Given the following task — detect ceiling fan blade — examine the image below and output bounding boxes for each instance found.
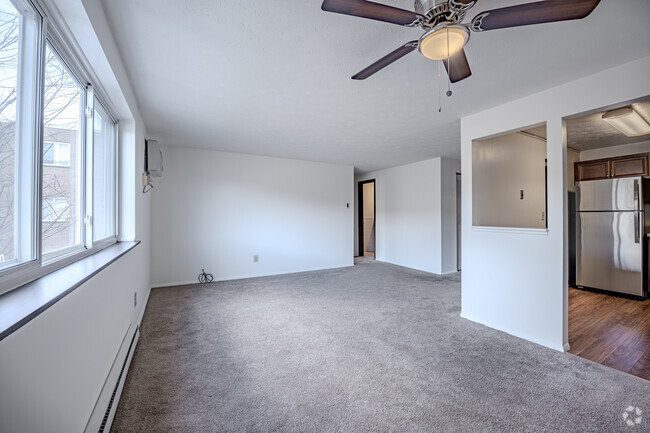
[352,41,418,80]
[321,0,423,26]
[470,0,600,32]
[442,49,472,83]
[449,0,478,12]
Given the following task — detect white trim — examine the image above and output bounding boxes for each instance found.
[459,313,566,352]
[471,226,549,235]
[151,280,198,289]
[151,264,358,289]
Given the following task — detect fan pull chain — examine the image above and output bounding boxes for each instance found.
[437,60,441,112]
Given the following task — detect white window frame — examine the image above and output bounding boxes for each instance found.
[41,40,86,262]
[91,98,118,246]
[0,0,45,278]
[0,0,120,295]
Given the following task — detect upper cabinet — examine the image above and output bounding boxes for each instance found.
[575,153,648,181]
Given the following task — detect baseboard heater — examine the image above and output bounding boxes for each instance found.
[84,324,140,433]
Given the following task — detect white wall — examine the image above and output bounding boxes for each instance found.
[150,147,354,287]
[579,140,650,161]
[0,0,151,431]
[461,56,650,352]
[472,132,547,229]
[0,251,146,433]
[355,157,460,275]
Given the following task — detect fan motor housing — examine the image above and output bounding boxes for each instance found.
[414,0,466,27]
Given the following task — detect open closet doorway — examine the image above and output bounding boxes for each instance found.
[456,173,461,271]
[358,180,376,259]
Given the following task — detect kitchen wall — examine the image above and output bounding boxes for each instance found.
[150,147,354,287]
[355,157,460,275]
[472,132,547,229]
[461,55,650,352]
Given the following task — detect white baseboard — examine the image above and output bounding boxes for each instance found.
[151,264,356,289]
[151,280,197,288]
[459,313,566,352]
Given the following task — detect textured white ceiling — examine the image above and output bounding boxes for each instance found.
[566,100,650,151]
[524,100,650,151]
[99,0,650,172]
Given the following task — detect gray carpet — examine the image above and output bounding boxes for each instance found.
[111,260,650,432]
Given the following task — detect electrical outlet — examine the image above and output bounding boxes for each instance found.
[253,255,259,263]
[520,190,524,199]
[134,292,137,308]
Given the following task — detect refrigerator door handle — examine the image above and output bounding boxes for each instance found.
[634,179,640,210]
[634,212,640,243]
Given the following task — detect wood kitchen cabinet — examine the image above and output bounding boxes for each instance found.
[575,153,648,181]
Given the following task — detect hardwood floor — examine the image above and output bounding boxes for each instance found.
[569,287,650,381]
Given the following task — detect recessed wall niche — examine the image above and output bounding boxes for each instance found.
[472,125,548,229]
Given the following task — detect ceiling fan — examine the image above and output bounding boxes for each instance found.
[321,0,601,82]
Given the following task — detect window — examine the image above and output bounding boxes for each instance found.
[92,101,117,242]
[42,44,83,257]
[0,0,41,272]
[43,142,70,166]
[0,1,119,294]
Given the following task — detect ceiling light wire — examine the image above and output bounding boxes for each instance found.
[446,28,452,97]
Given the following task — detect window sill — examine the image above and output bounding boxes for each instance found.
[471,226,549,235]
[0,241,140,342]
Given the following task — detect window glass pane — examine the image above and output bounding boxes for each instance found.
[0,1,20,266]
[93,102,115,241]
[42,44,83,256]
[43,142,70,166]
[0,0,39,270]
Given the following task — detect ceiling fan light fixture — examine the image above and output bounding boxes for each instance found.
[418,24,469,61]
[602,107,650,137]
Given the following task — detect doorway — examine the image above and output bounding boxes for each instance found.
[456,173,461,271]
[358,180,375,259]
[564,98,650,382]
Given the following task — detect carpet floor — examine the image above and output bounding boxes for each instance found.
[111,260,649,432]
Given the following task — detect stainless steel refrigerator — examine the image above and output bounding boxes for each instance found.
[576,177,648,298]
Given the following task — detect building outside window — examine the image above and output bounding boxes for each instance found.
[42,141,70,166]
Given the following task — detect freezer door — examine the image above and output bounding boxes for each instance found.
[576,177,642,211]
[576,211,644,296]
